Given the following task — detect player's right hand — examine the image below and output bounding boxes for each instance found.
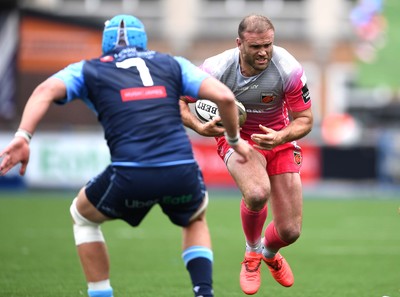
[231,138,253,164]
[0,137,30,176]
[198,116,225,137]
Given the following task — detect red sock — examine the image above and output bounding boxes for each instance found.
[240,199,267,246]
[264,221,289,252]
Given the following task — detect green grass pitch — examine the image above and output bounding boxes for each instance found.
[0,190,399,297]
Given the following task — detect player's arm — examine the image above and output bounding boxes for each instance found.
[179,97,225,137]
[282,108,314,142]
[251,108,313,150]
[19,77,67,136]
[278,107,313,143]
[197,76,253,163]
[0,77,67,176]
[177,56,253,163]
[196,77,239,137]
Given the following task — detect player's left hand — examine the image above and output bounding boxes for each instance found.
[0,137,30,176]
[251,124,283,150]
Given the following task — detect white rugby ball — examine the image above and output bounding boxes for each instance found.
[194,99,247,127]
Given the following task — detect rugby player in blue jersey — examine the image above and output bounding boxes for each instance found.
[0,15,253,297]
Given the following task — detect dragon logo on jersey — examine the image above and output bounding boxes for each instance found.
[260,92,275,103]
[294,151,302,165]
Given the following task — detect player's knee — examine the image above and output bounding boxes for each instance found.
[279,226,301,244]
[243,187,269,211]
[188,192,209,223]
[70,198,105,246]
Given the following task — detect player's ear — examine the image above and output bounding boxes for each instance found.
[236,37,242,47]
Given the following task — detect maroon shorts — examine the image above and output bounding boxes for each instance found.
[216,136,303,176]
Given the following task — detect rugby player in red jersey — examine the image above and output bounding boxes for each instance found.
[181,14,313,295]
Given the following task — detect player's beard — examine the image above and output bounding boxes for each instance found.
[244,55,269,75]
[253,56,269,71]
[240,47,271,75]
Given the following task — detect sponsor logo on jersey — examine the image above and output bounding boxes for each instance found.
[238,85,259,92]
[302,84,310,103]
[260,92,275,103]
[120,86,167,101]
[125,194,192,208]
[100,55,114,62]
[294,150,302,165]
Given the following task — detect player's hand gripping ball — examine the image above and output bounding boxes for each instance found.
[194,99,247,127]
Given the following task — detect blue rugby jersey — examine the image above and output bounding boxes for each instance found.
[52,47,209,167]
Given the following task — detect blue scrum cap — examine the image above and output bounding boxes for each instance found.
[102,14,148,54]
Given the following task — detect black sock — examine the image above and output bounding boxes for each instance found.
[186,257,213,297]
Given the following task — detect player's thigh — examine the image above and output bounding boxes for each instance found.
[227,149,270,199]
[75,186,111,223]
[158,163,207,227]
[269,173,302,228]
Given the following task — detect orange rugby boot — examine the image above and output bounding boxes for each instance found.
[262,252,294,287]
[239,252,262,295]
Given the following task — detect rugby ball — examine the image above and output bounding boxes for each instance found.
[194,99,247,127]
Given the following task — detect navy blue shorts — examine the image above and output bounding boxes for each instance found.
[85,163,207,227]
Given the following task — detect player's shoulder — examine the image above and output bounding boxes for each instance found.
[53,60,85,80]
[173,55,205,76]
[150,51,185,69]
[173,55,193,66]
[201,48,238,78]
[272,45,299,62]
[272,45,303,76]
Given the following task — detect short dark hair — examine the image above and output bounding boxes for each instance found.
[238,15,275,39]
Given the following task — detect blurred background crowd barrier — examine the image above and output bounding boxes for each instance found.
[0,0,399,190]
